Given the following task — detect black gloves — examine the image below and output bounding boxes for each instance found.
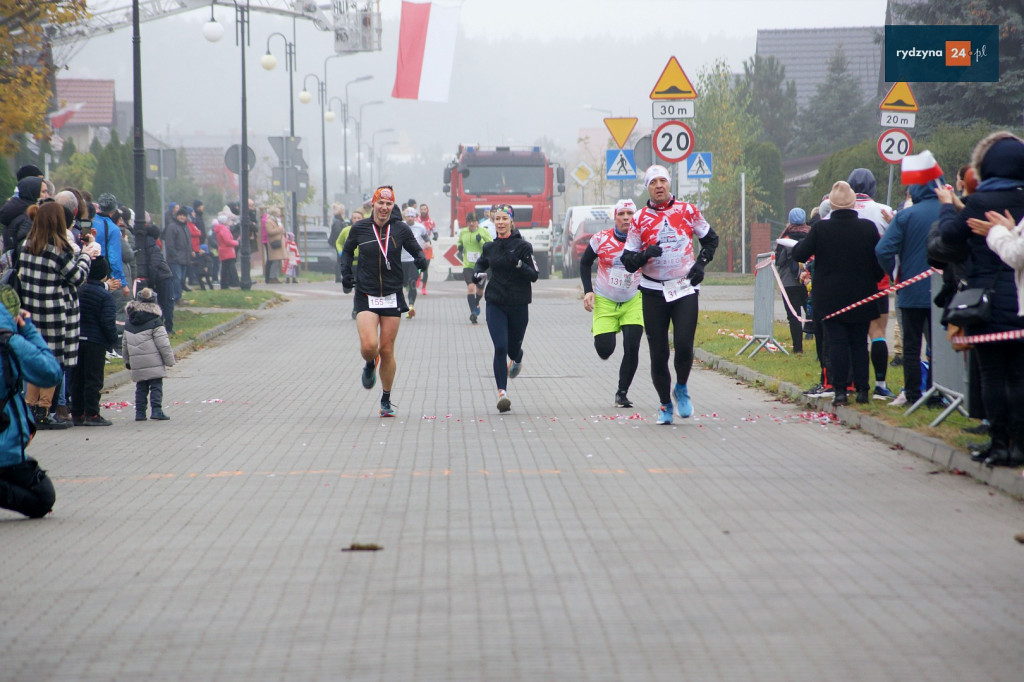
[472,271,487,285]
[342,275,355,293]
[505,250,520,267]
[642,244,663,263]
[432,232,438,241]
[688,261,705,286]
[475,234,482,243]
[457,246,464,260]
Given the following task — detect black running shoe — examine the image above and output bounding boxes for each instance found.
[614,391,633,408]
[361,357,378,390]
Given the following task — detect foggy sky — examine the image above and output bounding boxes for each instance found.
[62,0,889,212]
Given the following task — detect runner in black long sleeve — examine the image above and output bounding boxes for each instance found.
[472,204,538,413]
[340,186,427,417]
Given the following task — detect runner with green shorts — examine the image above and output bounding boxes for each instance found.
[456,212,492,323]
[580,199,644,408]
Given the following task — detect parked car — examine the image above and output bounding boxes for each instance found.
[559,205,614,278]
[296,224,337,273]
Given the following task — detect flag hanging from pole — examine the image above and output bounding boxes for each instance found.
[391,1,460,102]
[48,102,85,130]
[900,150,944,185]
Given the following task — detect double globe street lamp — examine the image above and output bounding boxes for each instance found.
[260,28,299,239]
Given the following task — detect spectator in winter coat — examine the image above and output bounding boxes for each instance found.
[213,214,240,289]
[969,210,1024,316]
[775,207,811,354]
[134,221,176,335]
[71,256,117,426]
[122,288,175,421]
[0,302,63,518]
[18,202,92,429]
[792,181,883,407]
[876,178,944,406]
[0,177,48,251]
[937,131,1024,468]
[163,205,193,302]
[263,207,286,284]
[92,193,130,299]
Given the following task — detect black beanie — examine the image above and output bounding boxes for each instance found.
[88,256,110,281]
[16,164,43,181]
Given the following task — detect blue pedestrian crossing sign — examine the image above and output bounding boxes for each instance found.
[686,152,712,179]
[606,148,637,180]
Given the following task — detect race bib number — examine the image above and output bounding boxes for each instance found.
[662,277,695,302]
[467,251,479,264]
[607,266,633,289]
[368,293,397,309]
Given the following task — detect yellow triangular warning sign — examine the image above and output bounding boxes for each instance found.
[604,117,638,148]
[650,56,698,100]
[880,82,919,112]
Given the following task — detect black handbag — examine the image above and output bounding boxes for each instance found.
[941,288,991,325]
[941,275,996,326]
[269,239,283,249]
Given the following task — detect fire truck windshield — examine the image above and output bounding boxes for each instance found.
[462,166,546,196]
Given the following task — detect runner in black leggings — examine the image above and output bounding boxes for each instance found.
[621,165,719,425]
[472,204,538,413]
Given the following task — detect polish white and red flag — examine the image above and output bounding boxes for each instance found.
[901,150,943,185]
[391,1,460,102]
[48,102,85,130]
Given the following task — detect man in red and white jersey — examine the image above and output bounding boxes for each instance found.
[579,198,643,408]
[621,165,719,425]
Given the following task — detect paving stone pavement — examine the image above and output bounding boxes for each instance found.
[1,278,1023,682]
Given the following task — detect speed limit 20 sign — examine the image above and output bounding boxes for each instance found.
[653,120,694,164]
[877,128,913,164]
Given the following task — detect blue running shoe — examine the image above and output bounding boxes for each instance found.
[508,358,522,379]
[379,399,395,417]
[674,383,693,418]
[873,385,895,400]
[657,403,674,425]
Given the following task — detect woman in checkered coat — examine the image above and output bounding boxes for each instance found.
[18,201,92,427]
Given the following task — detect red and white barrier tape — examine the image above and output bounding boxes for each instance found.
[753,255,810,324]
[949,328,1024,345]
[822,267,938,320]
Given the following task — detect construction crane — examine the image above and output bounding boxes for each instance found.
[44,0,381,66]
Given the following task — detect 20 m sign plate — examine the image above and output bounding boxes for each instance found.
[653,120,694,164]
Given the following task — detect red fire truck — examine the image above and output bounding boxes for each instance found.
[443,145,565,278]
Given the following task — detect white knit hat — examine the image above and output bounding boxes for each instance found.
[644,165,671,189]
[613,198,637,214]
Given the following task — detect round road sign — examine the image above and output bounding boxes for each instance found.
[653,120,694,164]
[877,128,913,165]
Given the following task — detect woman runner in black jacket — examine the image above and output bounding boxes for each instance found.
[472,204,539,413]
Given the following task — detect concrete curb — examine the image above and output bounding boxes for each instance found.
[695,347,1024,499]
[104,302,269,392]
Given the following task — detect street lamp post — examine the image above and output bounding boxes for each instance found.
[369,128,395,189]
[203,0,253,290]
[299,73,329,226]
[261,25,298,240]
[356,100,383,194]
[343,75,373,195]
[131,0,145,242]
